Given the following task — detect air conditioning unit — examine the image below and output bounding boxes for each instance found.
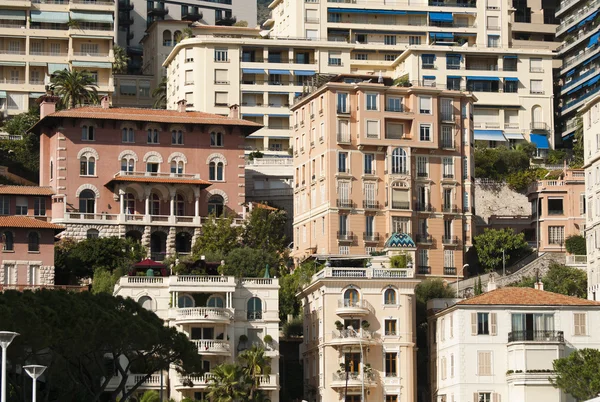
[185,58,194,62]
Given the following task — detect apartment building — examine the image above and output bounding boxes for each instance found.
[429,286,600,402]
[510,0,560,52]
[298,262,419,402]
[113,271,280,401]
[0,185,63,288]
[555,0,600,140]
[581,95,600,300]
[31,94,261,260]
[526,168,585,253]
[290,75,476,279]
[0,0,116,116]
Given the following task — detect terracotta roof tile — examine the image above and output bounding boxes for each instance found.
[0,186,54,196]
[457,287,600,307]
[107,176,212,186]
[0,216,64,230]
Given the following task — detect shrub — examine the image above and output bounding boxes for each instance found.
[565,235,586,255]
[390,254,412,268]
[264,334,273,344]
[506,168,548,193]
[239,334,248,343]
[282,317,303,338]
[546,149,567,165]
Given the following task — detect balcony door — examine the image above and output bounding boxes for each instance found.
[344,353,361,373]
[511,313,554,340]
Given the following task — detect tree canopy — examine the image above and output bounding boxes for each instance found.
[565,234,586,255]
[509,262,587,298]
[551,348,600,400]
[0,118,40,183]
[474,228,531,272]
[112,45,130,74]
[0,290,203,402]
[50,69,99,109]
[278,261,320,321]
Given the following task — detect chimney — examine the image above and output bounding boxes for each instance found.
[487,275,497,292]
[228,104,239,119]
[39,94,59,119]
[535,281,544,291]
[101,95,110,109]
[177,99,187,113]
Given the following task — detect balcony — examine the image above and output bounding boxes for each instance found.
[337,231,355,242]
[442,236,461,246]
[442,173,455,180]
[417,172,428,179]
[118,0,134,9]
[192,339,230,355]
[330,372,376,389]
[330,329,378,347]
[416,234,433,244]
[337,132,351,144]
[566,255,587,266]
[441,140,455,149]
[147,5,168,16]
[508,330,565,343]
[172,307,233,324]
[415,203,434,212]
[444,267,457,275]
[531,122,549,131]
[442,204,459,213]
[336,299,371,317]
[363,233,380,243]
[441,114,457,123]
[337,199,355,209]
[363,200,380,210]
[182,10,202,21]
[391,201,410,210]
[418,266,431,275]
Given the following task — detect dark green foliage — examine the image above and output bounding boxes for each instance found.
[3,109,39,137]
[278,261,319,321]
[192,214,242,257]
[282,317,303,338]
[390,254,412,268]
[550,348,600,400]
[91,267,126,294]
[474,228,531,272]
[565,235,586,255]
[571,114,584,168]
[152,77,167,109]
[221,247,280,278]
[509,262,587,298]
[241,207,288,255]
[474,276,483,295]
[50,69,99,109]
[474,145,532,180]
[505,168,549,192]
[0,129,40,183]
[257,0,271,24]
[546,149,567,165]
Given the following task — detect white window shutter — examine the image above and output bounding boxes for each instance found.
[491,313,497,336]
[473,393,478,402]
[471,312,478,335]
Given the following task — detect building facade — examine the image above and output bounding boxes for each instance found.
[0,0,116,116]
[113,272,280,401]
[510,0,560,52]
[290,75,476,279]
[0,185,62,287]
[298,263,419,402]
[429,286,600,402]
[32,95,260,260]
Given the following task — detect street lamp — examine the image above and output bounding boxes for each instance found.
[456,264,469,298]
[23,365,46,402]
[0,331,19,402]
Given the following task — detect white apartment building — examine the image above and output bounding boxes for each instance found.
[429,286,600,402]
[581,94,600,300]
[113,272,280,401]
[0,0,116,116]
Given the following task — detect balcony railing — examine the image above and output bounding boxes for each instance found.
[508,330,564,343]
[314,266,414,280]
[363,233,380,242]
[442,236,461,245]
[337,132,351,143]
[444,267,457,275]
[442,204,459,213]
[363,200,380,210]
[441,140,454,149]
[415,203,434,212]
[337,231,354,241]
[192,339,230,353]
[391,200,410,210]
[418,266,431,274]
[416,234,433,244]
[337,199,355,209]
[531,122,549,131]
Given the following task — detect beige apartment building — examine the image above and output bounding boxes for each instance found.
[298,262,419,402]
[0,0,116,116]
[290,75,476,278]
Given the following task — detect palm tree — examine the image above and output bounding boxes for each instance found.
[239,345,272,400]
[206,363,248,402]
[138,391,160,402]
[50,69,99,109]
[112,45,130,74]
[152,77,167,109]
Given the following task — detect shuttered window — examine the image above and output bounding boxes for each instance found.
[574,313,587,335]
[477,351,492,376]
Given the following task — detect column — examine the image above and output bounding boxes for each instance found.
[194,195,200,218]
[118,189,125,222]
[169,195,175,224]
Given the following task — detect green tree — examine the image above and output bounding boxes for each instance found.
[474,276,483,295]
[474,228,531,272]
[233,20,249,26]
[278,261,319,321]
[206,363,249,402]
[239,345,272,400]
[50,69,99,109]
[550,348,600,400]
[509,263,587,298]
[192,215,241,257]
[152,77,168,109]
[546,149,567,165]
[91,267,126,294]
[138,391,160,402]
[241,207,288,255]
[565,234,586,255]
[112,45,130,74]
[2,109,39,137]
[222,247,280,278]
[571,114,584,168]
[0,132,40,182]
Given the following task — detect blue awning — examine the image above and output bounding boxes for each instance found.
[327,7,407,15]
[585,75,600,87]
[430,32,454,39]
[269,69,291,75]
[567,26,577,33]
[467,76,500,81]
[30,11,69,24]
[563,132,575,140]
[48,63,69,74]
[423,75,436,79]
[72,61,112,69]
[566,69,576,77]
[422,54,436,59]
[267,91,289,95]
[242,68,265,74]
[589,32,600,48]
[447,53,461,59]
[474,130,506,141]
[447,75,462,79]
[530,134,549,149]
[430,12,453,22]
[505,77,519,81]
[584,53,600,65]
[70,11,113,23]
[503,55,518,59]
[566,84,582,94]
[0,10,26,20]
[294,70,316,76]
[408,11,427,14]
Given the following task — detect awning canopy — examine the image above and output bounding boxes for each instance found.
[0,62,25,67]
[268,114,290,117]
[72,61,112,69]
[242,113,264,117]
[566,69,576,77]
[503,55,518,59]
[530,134,549,149]
[71,34,112,39]
[70,11,113,23]
[589,32,600,48]
[0,91,6,99]
[294,70,316,76]
[467,76,500,81]
[430,32,454,39]
[48,63,69,74]
[566,84,582,95]
[504,132,525,140]
[30,11,69,24]
[474,130,506,141]
[504,77,519,81]
[430,12,453,22]
[585,74,600,87]
[268,69,291,75]
[242,68,265,74]
[29,92,45,98]
[29,62,47,67]
[327,7,408,15]
[423,75,436,79]
[0,10,26,20]
[447,75,462,79]
[584,53,600,65]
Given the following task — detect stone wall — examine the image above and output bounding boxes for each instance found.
[60,223,121,241]
[474,180,530,225]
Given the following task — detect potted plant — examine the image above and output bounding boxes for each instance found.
[335,320,344,331]
[239,334,248,343]
[264,334,273,345]
[361,320,370,330]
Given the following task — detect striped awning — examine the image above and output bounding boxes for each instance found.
[0,10,26,20]
[48,63,69,74]
[71,61,112,69]
[70,11,114,23]
[30,11,69,24]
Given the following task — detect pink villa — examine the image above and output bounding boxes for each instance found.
[0,185,63,287]
[31,95,261,260]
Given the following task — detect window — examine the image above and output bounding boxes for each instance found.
[124,193,135,214]
[487,35,500,47]
[86,229,99,239]
[337,92,349,113]
[15,197,27,215]
[476,313,489,335]
[207,295,224,308]
[417,156,428,177]
[530,79,543,94]
[121,157,135,172]
[447,77,461,91]
[450,354,454,377]
[478,393,492,402]
[338,152,348,173]
[421,54,435,69]
[444,250,454,269]
[329,52,342,66]
[79,189,96,214]
[210,131,224,147]
[34,198,45,216]
[574,313,587,335]
[364,153,374,174]
[339,213,349,236]
[146,160,159,174]
[530,58,543,73]
[477,351,492,376]
[386,397,398,402]
[419,96,431,114]
[548,198,564,215]
[208,195,224,216]
[122,127,134,143]
[366,120,379,138]
[385,319,397,336]
[441,356,447,379]
[441,126,453,148]
[510,313,554,340]
[80,154,96,176]
[215,69,228,84]
[178,294,194,308]
[215,92,228,106]
[28,232,39,252]
[2,231,14,251]
[147,128,159,144]
[366,93,378,111]
[384,35,397,45]
[420,125,431,141]
[385,353,398,377]
[487,15,499,29]
[391,148,407,174]
[446,54,461,70]
[171,161,184,174]
[548,226,565,245]
[443,157,454,178]
[386,122,404,139]
[409,36,421,45]
[171,130,184,145]
[175,194,185,216]
[365,215,374,237]
[247,297,262,320]
[209,162,224,181]
[81,125,94,141]
[386,97,402,112]
[504,79,518,93]
[50,160,53,180]
[418,249,429,269]
[384,288,396,305]
[354,53,368,60]
[214,49,228,62]
[392,217,410,234]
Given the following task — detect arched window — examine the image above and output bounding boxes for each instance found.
[28,232,39,252]
[207,295,224,308]
[175,194,185,216]
[210,131,224,147]
[391,148,406,174]
[79,189,96,214]
[171,160,184,175]
[343,289,359,307]
[208,195,224,216]
[151,193,160,216]
[2,231,13,251]
[171,130,184,145]
[384,288,396,305]
[124,193,135,214]
[178,294,194,308]
[162,29,172,46]
[87,229,99,239]
[122,127,134,143]
[247,297,262,320]
[138,296,153,310]
[82,125,94,141]
[147,128,159,144]
[146,155,160,174]
[174,30,183,43]
[80,154,96,176]
[209,162,224,181]
[121,157,135,172]
[532,105,543,124]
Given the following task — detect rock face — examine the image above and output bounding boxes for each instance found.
[474,180,530,224]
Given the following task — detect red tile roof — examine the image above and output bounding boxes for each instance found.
[0,186,54,196]
[457,287,600,307]
[107,176,212,186]
[0,216,64,230]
